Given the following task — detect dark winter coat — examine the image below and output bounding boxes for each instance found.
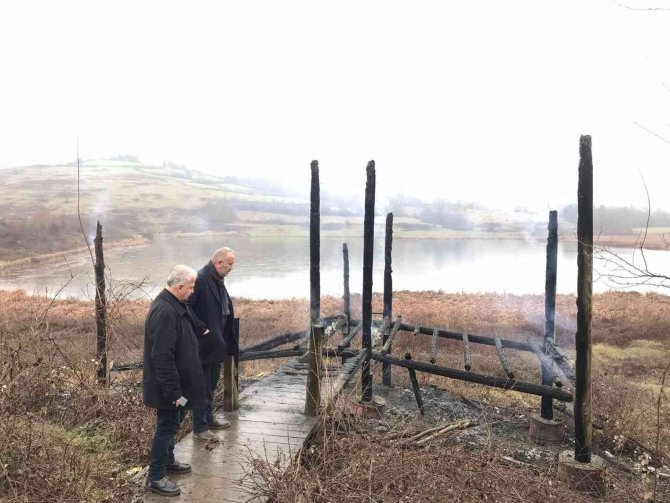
[143,289,205,410]
[187,261,238,364]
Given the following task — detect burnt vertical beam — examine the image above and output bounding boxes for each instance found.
[542,210,559,419]
[575,135,593,463]
[382,212,394,386]
[223,318,240,411]
[310,160,320,327]
[304,324,324,416]
[361,160,375,403]
[430,328,439,364]
[462,329,472,371]
[342,243,351,336]
[94,221,107,385]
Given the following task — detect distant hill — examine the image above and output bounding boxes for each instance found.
[5,160,640,262]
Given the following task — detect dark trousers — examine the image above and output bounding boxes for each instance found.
[192,363,221,433]
[148,406,185,481]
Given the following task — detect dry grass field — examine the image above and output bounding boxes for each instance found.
[0,289,668,501]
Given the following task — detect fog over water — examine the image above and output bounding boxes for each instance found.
[2,236,668,301]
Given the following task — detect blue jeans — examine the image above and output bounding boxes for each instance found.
[192,363,221,433]
[148,407,185,481]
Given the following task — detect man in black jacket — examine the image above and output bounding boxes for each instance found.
[143,265,204,497]
[188,247,237,441]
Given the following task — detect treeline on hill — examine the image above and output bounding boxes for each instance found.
[561,204,670,233]
[388,194,477,230]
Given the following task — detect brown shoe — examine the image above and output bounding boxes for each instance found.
[209,416,231,430]
[193,430,220,442]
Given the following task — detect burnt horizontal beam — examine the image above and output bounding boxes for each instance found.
[398,323,533,352]
[239,348,306,361]
[371,352,573,402]
[110,361,142,372]
[240,315,344,355]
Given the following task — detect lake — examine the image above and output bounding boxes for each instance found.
[1,236,669,300]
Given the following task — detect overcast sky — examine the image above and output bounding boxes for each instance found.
[2,1,670,212]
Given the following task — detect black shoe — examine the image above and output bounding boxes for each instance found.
[166,460,192,474]
[145,476,181,496]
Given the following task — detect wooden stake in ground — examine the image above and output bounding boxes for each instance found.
[310,160,320,327]
[382,212,393,387]
[304,324,324,416]
[361,161,375,403]
[575,135,593,463]
[94,221,107,385]
[542,210,558,420]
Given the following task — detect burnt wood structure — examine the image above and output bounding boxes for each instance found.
[575,135,594,463]
[382,212,394,386]
[94,221,107,385]
[542,210,559,419]
[361,161,376,403]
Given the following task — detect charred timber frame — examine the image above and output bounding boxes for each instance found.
[382,212,394,386]
[372,352,573,402]
[361,161,375,402]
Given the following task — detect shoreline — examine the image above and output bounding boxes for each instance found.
[0,237,150,273]
[0,228,667,276]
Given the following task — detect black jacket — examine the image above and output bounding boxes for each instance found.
[187,261,238,363]
[143,289,205,410]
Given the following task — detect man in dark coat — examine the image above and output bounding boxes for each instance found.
[143,265,204,497]
[188,247,237,441]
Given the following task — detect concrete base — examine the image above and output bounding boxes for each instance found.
[528,414,565,443]
[350,395,386,419]
[557,450,607,496]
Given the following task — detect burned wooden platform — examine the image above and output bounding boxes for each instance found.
[142,358,350,503]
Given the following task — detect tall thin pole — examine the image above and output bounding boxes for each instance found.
[310,160,320,327]
[342,243,351,332]
[382,212,394,386]
[575,135,593,463]
[361,161,375,402]
[541,210,558,419]
[94,221,107,385]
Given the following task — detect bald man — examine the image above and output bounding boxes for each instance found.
[187,247,237,441]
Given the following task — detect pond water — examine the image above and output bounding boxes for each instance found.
[1,236,669,300]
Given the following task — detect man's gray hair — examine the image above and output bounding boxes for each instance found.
[211,246,235,262]
[166,265,197,287]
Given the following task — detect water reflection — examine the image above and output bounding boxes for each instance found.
[1,236,668,300]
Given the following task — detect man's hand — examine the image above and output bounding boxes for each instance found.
[203,329,210,336]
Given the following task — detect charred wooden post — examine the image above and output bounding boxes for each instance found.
[405,353,425,415]
[310,160,320,328]
[304,324,324,416]
[494,332,515,379]
[342,243,351,335]
[381,316,402,355]
[94,221,107,385]
[361,161,375,403]
[542,210,559,419]
[382,213,394,386]
[575,135,594,463]
[462,329,472,371]
[223,318,240,411]
[430,328,439,364]
[372,352,573,401]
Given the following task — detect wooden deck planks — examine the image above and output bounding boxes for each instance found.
[142,358,348,502]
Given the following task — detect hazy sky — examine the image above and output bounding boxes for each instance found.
[2,1,670,211]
